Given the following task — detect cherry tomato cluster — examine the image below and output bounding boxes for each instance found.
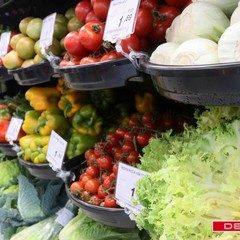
[69,109,191,208]
[60,0,188,66]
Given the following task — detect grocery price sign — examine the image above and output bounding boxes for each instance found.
[103,0,140,43]
[115,162,149,212]
[0,31,11,58]
[46,130,67,171]
[6,117,23,142]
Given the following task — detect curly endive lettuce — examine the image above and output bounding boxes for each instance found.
[135,118,240,240]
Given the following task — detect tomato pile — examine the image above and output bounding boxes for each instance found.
[60,0,189,66]
[69,109,192,208]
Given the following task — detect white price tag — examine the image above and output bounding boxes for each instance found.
[103,0,140,43]
[115,162,149,210]
[39,12,56,50]
[46,130,67,171]
[6,117,23,141]
[0,32,11,58]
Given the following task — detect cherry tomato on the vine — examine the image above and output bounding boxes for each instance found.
[86,166,100,178]
[136,133,151,147]
[120,34,140,54]
[104,195,118,208]
[97,184,108,199]
[84,178,100,194]
[121,141,135,153]
[80,56,100,65]
[100,52,118,62]
[126,150,140,164]
[69,181,84,195]
[97,156,113,171]
[88,194,102,206]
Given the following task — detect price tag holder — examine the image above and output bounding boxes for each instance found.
[103,0,140,43]
[6,117,23,142]
[115,162,149,211]
[0,31,11,58]
[39,12,56,58]
[46,130,67,171]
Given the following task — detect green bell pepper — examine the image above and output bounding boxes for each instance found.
[66,131,98,159]
[72,104,103,136]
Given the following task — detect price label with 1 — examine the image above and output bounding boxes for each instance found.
[115,162,149,211]
[103,0,140,43]
[46,130,67,171]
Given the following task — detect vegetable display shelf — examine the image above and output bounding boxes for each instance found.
[0,66,13,82]
[51,57,143,90]
[130,51,240,106]
[8,62,54,86]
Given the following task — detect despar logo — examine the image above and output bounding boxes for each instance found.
[212,221,240,232]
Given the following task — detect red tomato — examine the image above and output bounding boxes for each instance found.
[136,133,151,147]
[80,173,93,185]
[64,31,89,58]
[115,127,126,140]
[183,0,192,8]
[94,141,107,157]
[86,166,100,178]
[140,0,158,10]
[112,163,118,176]
[120,34,140,54]
[79,56,100,65]
[100,52,118,62]
[105,132,119,148]
[114,149,126,162]
[97,184,108,199]
[92,0,110,21]
[134,8,153,37]
[75,0,93,23]
[103,175,115,190]
[139,37,150,51]
[161,112,176,130]
[124,131,137,142]
[164,0,189,8]
[85,149,95,160]
[97,156,113,170]
[89,194,102,206]
[121,141,135,153]
[101,172,108,183]
[81,190,91,201]
[69,181,84,196]
[79,20,105,51]
[104,195,118,208]
[126,150,140,164]
[148,19,172,44]
[159,5,181,22]
[84,178,100,193]
[85,10,101,23]
[87,153,98,166]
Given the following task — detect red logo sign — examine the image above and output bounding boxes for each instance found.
[213,221,240,232]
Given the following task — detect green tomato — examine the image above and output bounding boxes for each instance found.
[26,18,43,40]
[67,16,84,32]
[16,37,36,60]
[56,13,68,25]
[21,59,35,68]
[10,33,26,50]
[3,50,24,69]
[33,54,44,64]
[53,22,68,40]
[19,16,34,35]
[65,7,75,20]
[34,38,62,59]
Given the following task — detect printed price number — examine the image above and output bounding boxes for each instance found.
[6,117,23,141]
[115,162,149,210]
[46,130,67,171]
[103,0,140,43]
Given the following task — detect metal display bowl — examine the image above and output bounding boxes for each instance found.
[51,57,142,90]
[132,53,240,106]
[65,182,136,228]
[18,158,58,180]
[0,66,13,81]
[8,62,53,86]
[0,143,18,156]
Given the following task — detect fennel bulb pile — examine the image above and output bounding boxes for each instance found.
[134,106,240,240]
[165,2,230,44]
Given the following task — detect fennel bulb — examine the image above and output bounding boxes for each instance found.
[192,0,239,17]
[218,21,240,63]
[165,2,230,43]
[150,42,179,65]
[230,1,240,25]
[170,38,219,65]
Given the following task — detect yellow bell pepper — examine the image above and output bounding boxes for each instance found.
[58,91,89,118]
[56,78,75,95]
[22,110,41,134]
[25,87,61,112]
[135,92,155,114]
